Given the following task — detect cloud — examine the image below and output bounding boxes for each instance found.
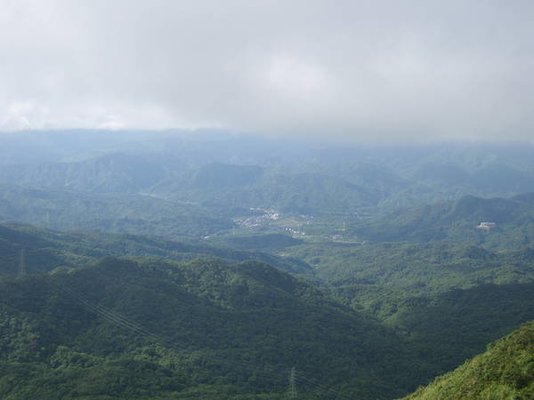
[1,0,533,141]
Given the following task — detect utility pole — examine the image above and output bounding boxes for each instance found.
[288,367,297,399]
[19,248,26,276]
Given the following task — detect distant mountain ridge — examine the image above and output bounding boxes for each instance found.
[414,161,534,193]
[1,134,534,221]
[0,153,167,193]
[353,193,534,249]
[0,222,310,276]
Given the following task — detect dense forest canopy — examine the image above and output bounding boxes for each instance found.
[0,132,532,399]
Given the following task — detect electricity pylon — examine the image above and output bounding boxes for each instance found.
[19,248,26,276]
[288,367,297,399]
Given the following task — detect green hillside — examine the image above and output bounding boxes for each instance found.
[2,221,532,397]
[351,194,534,249]
[404,321,534,400]
[154,165,380,214]
[0,223,310,276]
[0,257,422,400]
[286,240,534,378]
[0,184,233,238]
[0,136,533,399]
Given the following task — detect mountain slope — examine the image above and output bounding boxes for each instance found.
[285,240,534,380]
[0,222,310,276]
[0,184,233,238]
[0,153,167,193]
[0,257,421,400]
[353,194,534,249]
[404,321,534,400]
[153,165,380,214]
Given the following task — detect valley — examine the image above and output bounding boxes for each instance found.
[0,132,532,399]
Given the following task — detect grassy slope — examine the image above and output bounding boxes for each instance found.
[404,321,534,400]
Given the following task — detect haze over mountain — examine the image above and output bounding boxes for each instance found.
[1,0,533,398]
[0,131,532,398]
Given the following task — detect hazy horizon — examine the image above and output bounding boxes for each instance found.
[2,0,534,142]
[1,128,534,147]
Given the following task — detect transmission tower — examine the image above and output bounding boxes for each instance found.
[19,248,26,276]
[288,367,297,399]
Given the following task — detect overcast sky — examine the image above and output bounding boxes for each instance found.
[1,0,533,141]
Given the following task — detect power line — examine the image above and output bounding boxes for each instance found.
[54,274,354,400]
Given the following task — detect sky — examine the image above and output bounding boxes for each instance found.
[1,0,534,142]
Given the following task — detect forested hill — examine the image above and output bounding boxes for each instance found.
[0,257,422,400]
[1,221,533,399]
[1,135,534,229]
[351,193,534,249]
[0,222,309,275]
[403,321,534,400]
[0,134,533,399]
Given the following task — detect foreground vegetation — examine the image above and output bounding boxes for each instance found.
[404,321,534,400]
